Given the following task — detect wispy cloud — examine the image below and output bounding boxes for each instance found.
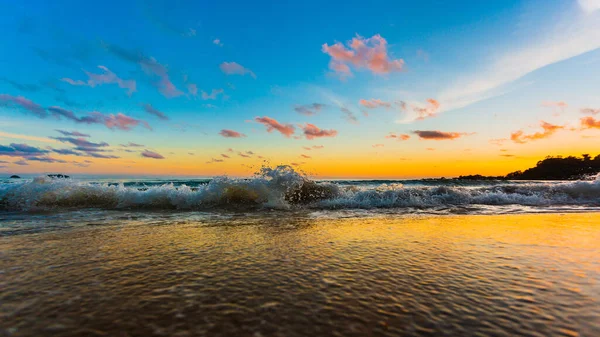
[61,66,136,96]
[581,107,600,115]
[386,133,410,141]
[219,62,256,78]
[322,34,404,79]
[213,39,223,47]
[201,89,224,100]
[48,106,152,131]
[301,123,338,140]
[254,116,296,137]
[294,103,326,116]
[359,98,391,109]
[413,130,471,140]
[438,3,600,112]
[206,158,224,164]
[103,43,183,98]
[55,130,90,138]
[141,149,165,159]
[219,129,246,138]
[0,94,46,117]
[142,103,169,120]
[1,78,41,92]
[510,121,564,143]
[0,131,57,144]
[372,144,384,148]
[0,143,49,157]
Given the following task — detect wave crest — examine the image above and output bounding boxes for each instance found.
[1,165,600,212]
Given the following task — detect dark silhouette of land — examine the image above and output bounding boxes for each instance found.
[454,154,600,181]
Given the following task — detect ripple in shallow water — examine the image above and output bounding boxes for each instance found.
[1,213,599,336]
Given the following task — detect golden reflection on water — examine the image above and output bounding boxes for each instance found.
[1,213,599,337]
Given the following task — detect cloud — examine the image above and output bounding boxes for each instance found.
[542,101,568,108]
[300,154,311,158]
[55,130,90,137]
[48,107,152,131]
[372,144,385,148]
[413,130,471,140]
[206,158,224,164]
[0,94,47,117]
[0,143,49,157]
[510,121,564,143]
[219,129,246,138]
[294,103,326,116]
[581,108,600,115]
[141,149,165,159]
[142,103,169,120]
[52,148,82,156]
[438,5,600,112]
[219,62,256,78]
[187,83,198,96]
[221,154,230,158]
[359,98,391,109]
[340,107,358,123]
[322,34,404,78]
[213,39,223,47]
[301,123,338,140]
[61,66,136,96]
[120,142,144,147]
[103,43,183,98]
[201,89,224,100]
[581,116,600,129]
[386,133,410,141]
[27,156,67,164]
[14,160,29,166]
[578,0,600,13]
[254,116,296,137]
[405,99,440,120]
[238,152,251,158]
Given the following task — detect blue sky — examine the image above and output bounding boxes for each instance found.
[1,0,599,177]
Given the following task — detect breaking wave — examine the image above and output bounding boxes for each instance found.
[1,165,600,212]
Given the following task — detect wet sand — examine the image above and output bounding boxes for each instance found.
[1,213,599,336]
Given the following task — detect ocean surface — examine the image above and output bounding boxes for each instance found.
[1,167,600,336]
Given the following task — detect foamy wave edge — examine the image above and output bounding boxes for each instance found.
[1,166,600,211]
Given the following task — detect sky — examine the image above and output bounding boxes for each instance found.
[1,0,600,178]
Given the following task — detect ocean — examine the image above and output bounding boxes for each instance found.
[1,166,600,336]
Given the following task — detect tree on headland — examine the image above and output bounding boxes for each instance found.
[505,154,600,180]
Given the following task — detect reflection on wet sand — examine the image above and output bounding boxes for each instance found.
[1,213,599,336]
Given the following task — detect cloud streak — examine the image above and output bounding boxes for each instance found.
[62,66,136,96]
[301,123,338,140]
[413,130,471,140]
[141,149,165,159]
[254,116,296,137]
[294,103,326,116]
[510,121,564,143]
[142,103,169,120]
[219,129,246,138]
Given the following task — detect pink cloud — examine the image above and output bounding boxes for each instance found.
[254,116,296,137]
[62,66,136,96]
[141,150,165,159]
[220,62,256,78]
[301,123,338,140]
[97,113,152,131]
[213,39,223,47]
[221,154,230,158]
[372,144,384,148]
[300,154,311,158]
[581,116,600,129]
[542,101,568,108]
[398,98,440,120]
[219,129,246,138]
[0,94,46,117]
[511,121,564,143]
[359,98,391,109]
[386,133,410,141]
[322,34,404,78]
[187,83,198,96]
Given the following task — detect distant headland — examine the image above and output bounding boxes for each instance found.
[452,154,600,181]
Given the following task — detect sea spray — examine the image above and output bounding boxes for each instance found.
[1,165,600,212]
